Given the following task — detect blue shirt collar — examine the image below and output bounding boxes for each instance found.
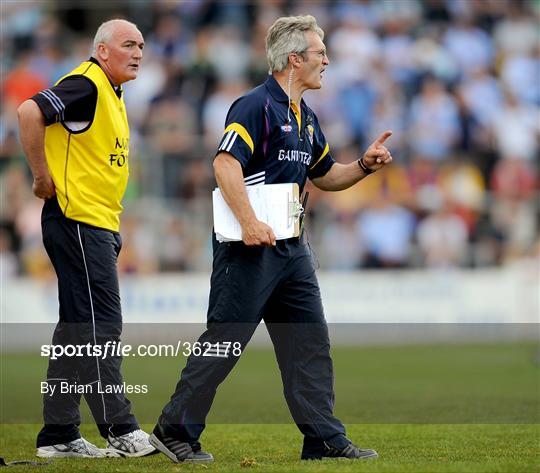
[265,74,305,108]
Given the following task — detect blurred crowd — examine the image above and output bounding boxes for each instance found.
[1,0,539,278]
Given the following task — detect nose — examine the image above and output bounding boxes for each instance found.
[323,54,329,66]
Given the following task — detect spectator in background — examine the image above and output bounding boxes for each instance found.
[2,51,47,109]
[25,16,68,85]
[145,13,193,75]
[380,14,418,97]
[500,44,540,106]
[493,4,538,57]
[202,81,250,147]
[158,215,190,272]
[2,0,539,274]
[357,192,416,268]
[327,15,381,145]
[438,157,486,234]
[490,158,537,262]
[490,90,539,162]
[332,1,382,31]
[459,66,502,130]
[329,16,381,82]
[410,33,459,84]
[366,81,407,156]
[147,96,198,197]
[2,51,47,153]
[14,195,52,278]
[417,192,469,268]
[0,228,19,277]
[408,76,460,160]
[443,13,494,79]
[207,25,251,82]
[407,155,444,211]
[319,210,365,270]
[0,166,31,272]
[118,214,158,275]
[123,49,167,128]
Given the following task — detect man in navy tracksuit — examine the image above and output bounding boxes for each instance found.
[150,15,393,463]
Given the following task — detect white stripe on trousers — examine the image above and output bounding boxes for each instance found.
[76,224,112,434]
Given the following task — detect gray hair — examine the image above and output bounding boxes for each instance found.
[92,19,139,54]
[265,15,324,73]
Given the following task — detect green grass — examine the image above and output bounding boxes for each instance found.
[1,342,539,471]
[2,343,538,424]
[1,424,538,472]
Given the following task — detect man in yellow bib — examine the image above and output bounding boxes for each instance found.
[17,19,155,459]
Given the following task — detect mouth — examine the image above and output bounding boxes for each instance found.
[319,68,325,79]
[129,64,139,70]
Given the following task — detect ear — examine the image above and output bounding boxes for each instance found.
[97,43,109,61]
[288,52,303,69]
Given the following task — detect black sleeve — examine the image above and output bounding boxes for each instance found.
[31,76,97,126]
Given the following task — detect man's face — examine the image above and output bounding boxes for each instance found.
[98,22,144,86]
[296,30,329,90]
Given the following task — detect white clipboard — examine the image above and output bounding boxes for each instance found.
[212,183,302,242]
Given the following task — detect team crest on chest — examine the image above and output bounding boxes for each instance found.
[306,124,314,145]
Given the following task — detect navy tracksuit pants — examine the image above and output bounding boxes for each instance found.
[160,235,349,453]
[36,198,138,447]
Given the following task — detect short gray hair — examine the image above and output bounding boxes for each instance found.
[92,19,139,54]
[265,15,324,73]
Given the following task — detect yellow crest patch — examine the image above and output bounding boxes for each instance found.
[307,124,314,145]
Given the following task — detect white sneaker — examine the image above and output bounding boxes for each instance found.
[36,437,106,458]
[106,429,156,458]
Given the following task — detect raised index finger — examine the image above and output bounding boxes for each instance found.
[374,130,393,146]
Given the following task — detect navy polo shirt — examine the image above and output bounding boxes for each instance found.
[216,75,335,191]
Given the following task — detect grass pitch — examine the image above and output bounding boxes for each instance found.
[1,423,538,472]
[1,342,539,471]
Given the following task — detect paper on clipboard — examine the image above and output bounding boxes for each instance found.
[212,183,301,242]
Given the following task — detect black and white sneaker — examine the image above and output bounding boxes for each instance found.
[36,437,106,458]
[106,429,156,457]
[323,442,378,460]
[188,445,214,463]
[149,424,213,463]
[302,441,378,460]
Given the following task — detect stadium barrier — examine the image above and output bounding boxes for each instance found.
[2,263,537,348]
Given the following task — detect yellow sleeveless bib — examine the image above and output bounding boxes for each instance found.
[45,61,129,232]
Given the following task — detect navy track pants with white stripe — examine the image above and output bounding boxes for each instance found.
[36,198,138,447]
[160,234,349,451]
